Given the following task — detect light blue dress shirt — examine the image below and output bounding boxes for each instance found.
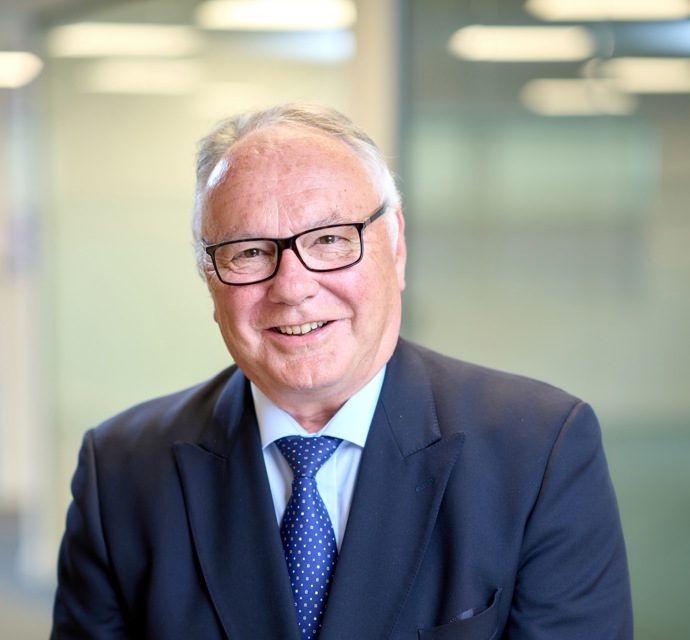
[251,366,386,549]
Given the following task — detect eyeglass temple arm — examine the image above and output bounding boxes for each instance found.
[362,203,388,229]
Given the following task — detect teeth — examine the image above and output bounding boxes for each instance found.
[277,321,326,335]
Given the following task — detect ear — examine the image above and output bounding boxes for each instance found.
[207,278,220,324]
[393,208,407,292]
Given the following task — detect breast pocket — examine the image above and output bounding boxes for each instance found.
[417,588,503,640]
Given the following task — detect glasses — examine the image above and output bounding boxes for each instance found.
[204,204,387,286]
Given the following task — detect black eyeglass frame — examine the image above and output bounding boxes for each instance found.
[204,203,388,286]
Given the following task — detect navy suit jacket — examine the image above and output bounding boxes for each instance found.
[52,339,633,639]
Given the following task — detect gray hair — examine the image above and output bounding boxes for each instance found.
[192,101,402,271]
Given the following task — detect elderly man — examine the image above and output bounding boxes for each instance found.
[52,102,633,639]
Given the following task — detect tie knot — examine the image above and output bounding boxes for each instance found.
[276,436,342,479]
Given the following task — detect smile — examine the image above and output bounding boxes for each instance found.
[276,321,327,335]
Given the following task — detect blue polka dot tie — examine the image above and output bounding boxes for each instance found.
[276,436,342,640]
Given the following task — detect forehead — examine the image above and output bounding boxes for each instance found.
[202,126,376,236]
[230,125,360,170]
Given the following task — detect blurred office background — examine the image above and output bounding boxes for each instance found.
[0,0,688,637]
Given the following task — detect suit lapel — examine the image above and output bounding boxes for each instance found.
[173,370,300,640]
[321,341,465,639]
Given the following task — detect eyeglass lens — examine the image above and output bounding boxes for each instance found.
[213,224,363,284]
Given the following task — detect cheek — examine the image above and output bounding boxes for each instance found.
[211,286,266,339]
[348,271,394,320]
[210,286,240,332]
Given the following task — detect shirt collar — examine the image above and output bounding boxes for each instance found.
[251,366,386,449]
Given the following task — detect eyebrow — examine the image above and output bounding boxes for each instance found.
[309,211,348,227]
[205,210,353,244]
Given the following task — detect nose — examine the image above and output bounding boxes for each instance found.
[267,246,319,305]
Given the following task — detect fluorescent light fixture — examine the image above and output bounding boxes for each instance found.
[601,57,690,92]
[48,23,202,57]
[525,0,690,22]
[196,0,356,31]
[230,30,356,62]
[448,25,595,62]
[77,60,201,94]
[0,52,43,88]
[520,78,636,115]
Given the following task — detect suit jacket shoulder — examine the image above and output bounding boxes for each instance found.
[389,338,585,452]
[90,364,244,457]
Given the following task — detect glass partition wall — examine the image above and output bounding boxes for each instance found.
[398,2,690,638]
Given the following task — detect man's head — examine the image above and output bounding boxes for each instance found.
[193,102,406,429]
[192,102,401,263]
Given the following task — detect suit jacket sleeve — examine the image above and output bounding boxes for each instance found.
[507,401,632,639]
[52,430,129,639]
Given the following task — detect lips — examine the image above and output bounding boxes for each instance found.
[275,321,327,335]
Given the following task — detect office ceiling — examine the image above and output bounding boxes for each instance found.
[0,0,173,49]
[0,0,113,44]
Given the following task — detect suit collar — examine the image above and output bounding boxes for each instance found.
[379,338,445,456]
[197,365,251,457]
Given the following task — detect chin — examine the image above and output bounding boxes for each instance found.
[277,369,339,393]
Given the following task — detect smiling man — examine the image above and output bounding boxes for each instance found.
[52,102,633,639]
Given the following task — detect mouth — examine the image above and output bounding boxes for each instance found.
[274,321,328,336]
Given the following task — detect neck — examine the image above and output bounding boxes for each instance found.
[249,352,392,433]
[267,392,346,434]
[254,372,381,433]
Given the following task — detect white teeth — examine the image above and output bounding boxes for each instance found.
[277,321,326,335]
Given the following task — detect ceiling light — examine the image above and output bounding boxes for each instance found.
[525,0,690,22]
[77,60,201,94]
[0,52,43,88]
[520,78,637,115]
[48,23,202,57]
[601,57,690,92]
[196,0,356,31]
[448,26,595,62]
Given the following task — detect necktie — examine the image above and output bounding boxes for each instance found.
[276,436,342,639]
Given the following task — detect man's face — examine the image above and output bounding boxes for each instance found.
[201,126,406,420]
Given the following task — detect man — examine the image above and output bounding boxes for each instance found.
[52,102,633,639]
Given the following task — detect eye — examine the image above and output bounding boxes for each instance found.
[315,234,340,245]
[214,241,275,272]
[238,247,265,259]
